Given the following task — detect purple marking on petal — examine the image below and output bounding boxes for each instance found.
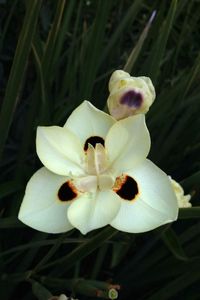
[120,90,143,108]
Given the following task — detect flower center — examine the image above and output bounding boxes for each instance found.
[72,142,115,192]
[85,143,108,175]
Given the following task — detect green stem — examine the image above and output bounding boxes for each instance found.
[35,226,117,273]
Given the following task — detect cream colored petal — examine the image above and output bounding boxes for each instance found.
[111,159,178,233]
[108,70,130,91]
[110,198,171,233]
[105,114,150,172]
[36,126,84,176]
[67,190,121,234]
[18,167,74,233]
[127,159,178,217]
[64,101,115,145]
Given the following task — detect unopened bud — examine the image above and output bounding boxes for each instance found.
[108,288,118,299]
[107,70,155,120]
[169,176,192,208]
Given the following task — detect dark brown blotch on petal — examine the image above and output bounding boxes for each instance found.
[113,175,139,201]
[58,181,77,202]
[84,136,105,151]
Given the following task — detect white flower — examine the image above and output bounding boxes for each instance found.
[107,70,155,120]
[169,177,192,208]
[18,101,178,234]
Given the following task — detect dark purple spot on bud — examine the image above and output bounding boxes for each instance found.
[115,175,139,201]
[58,181,77,202]
[120,90,143,108]
[84,136,105,151]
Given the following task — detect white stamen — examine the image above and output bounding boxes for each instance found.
[94,143,107,174]
[80,143,114,192]
[85,143,108,175]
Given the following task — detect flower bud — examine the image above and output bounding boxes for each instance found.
[108,288,118,299]
[169,176,192,208]
[107,70,155,120]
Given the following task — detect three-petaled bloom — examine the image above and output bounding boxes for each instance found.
[18,101,178,234]
[107,70,155,120]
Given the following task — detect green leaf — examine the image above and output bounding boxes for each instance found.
[32,281,52,300]
[147,261,200,300]
[40,277,115,299]
[146,0,177,83]
[182,52,200,99]
[0,237,87,258]
[33,234,67,272]
[58,0,83,101]
[42,0,67,79]
[79,0,113,99]
[178,207,200,219]
[0,217,25,228]
[91,244,108,278]
[0,181,22,199]
[111,241,131,268]
[37,226,117,274]
[124,11,156,73]
[100,0,143,65]
[32,44,47,121]
[181,170,200,191]
[51,0,76,75]
[0,0,42,159]
[0,0,18,53]
[161,227,188,261]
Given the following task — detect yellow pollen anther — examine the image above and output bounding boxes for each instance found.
[113,175,126,191]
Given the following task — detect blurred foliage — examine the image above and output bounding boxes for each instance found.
[0,0,200,299]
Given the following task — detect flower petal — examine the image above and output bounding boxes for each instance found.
[105,114,150,172]
[110,159,178,233]
[36,126,84,176]
[64,101,116,145]
[18,167,74,233]
[110,198,171,233]
[127,159,178,216]
[67,190,121,234]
